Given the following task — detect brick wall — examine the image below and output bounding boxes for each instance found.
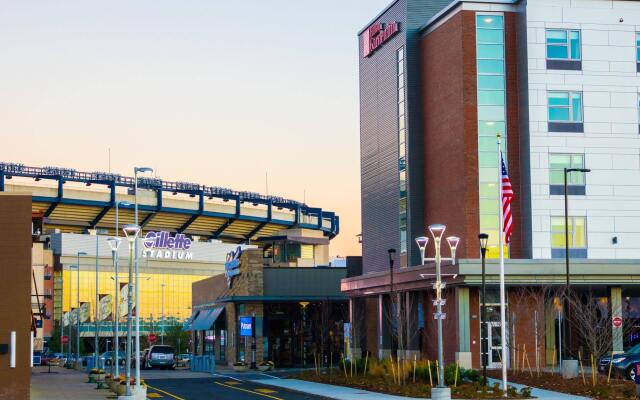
[421,11,480,259]
[0,194,32,400]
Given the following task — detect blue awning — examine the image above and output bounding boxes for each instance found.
[191,306,224,331]
[183,311,199,331]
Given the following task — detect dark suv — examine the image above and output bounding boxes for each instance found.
[598,343,640,380]
[143,345,176,370]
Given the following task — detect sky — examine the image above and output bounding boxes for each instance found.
[0,0,391,257]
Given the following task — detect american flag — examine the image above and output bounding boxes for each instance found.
[501,152,514,243]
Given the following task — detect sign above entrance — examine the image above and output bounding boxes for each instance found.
[225,246,242,288]
[362,21,400,57]
[142,231,193,260]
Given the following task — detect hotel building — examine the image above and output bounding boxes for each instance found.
[346,0,640,372]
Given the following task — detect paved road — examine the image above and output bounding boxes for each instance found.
[145,373,330,400]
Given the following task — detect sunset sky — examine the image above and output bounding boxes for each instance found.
[0,0,390,257]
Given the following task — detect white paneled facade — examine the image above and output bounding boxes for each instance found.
[526,0,640,259]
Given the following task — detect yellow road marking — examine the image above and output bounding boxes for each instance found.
[224,380,241,385]
[215,382,284,400]
[145,384,186,400]
[255,388,277,394]
[148,393,163,398]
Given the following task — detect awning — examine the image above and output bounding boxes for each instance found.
[183,310,200,331]
[191,306,225,331]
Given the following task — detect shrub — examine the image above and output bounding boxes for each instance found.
[519,386,532,397]
[463,368,480,383]
[444,363,459,386]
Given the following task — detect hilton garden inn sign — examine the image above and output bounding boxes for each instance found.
[142,231,194,260]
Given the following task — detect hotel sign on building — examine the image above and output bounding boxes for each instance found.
[362,21,399,57]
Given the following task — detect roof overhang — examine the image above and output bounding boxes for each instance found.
[342,259,640,296]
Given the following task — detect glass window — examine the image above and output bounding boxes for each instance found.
[551,216,587,249]
[476,15,504,29]
[478,90,505,105]
[549,154,585,185]
[478,105,506,121]
[477,59,505,74]
[477,44,504,59]
[636,33,640,62]
[548,91,583,122]
[397,46,407,258]
[478,75,505,90]
[546,29,581,60]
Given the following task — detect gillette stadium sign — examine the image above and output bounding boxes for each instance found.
[142,231,193,260]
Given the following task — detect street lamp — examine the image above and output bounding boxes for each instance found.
[123,224,140,397]
[133,166,153,390]
[107,237,122,377]
[416,224,460,400]
[563,167,590,362]
[478,233,489,387]
[415,236,428,265]
[74,251,87,368]
[387,248,396,357]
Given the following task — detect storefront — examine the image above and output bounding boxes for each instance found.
[189,229,348,367]
[342,258,640,370]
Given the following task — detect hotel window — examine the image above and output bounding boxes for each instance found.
[636,33,640,72]
[549,154,586,195]
[548,91,584,132]
[476,13,507,259]
[546,29,582,70]
[551,216,587,259]
[397,46,408,258]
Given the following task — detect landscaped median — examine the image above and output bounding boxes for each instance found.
[487,370,636,400]
[293,357,534,399]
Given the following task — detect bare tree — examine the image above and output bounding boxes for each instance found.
[566,290,635,368]
[507,285,555,374]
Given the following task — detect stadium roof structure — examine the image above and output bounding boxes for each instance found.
[0,162,338,242]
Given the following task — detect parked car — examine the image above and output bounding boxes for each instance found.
[175,353,191,368]
[598,343,640,380]
[142,345,176,370]
[99,351,126,367]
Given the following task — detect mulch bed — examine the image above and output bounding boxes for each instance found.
[294,370,531,399]
[487,370,637,399]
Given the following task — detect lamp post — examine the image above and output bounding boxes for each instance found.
[415,225,459,400]
[107,237,122,377]
[478,233,489,387]
[563,167,590,362]
[123,224,141,397]
[75,251,87,368]
[387,248,396,358]
[133,166,153,390]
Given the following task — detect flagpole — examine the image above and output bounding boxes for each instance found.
[497,133,508,396]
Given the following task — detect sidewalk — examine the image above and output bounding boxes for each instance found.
[252,377,592,400]
[251,378,424,400]
[31,366,110,400]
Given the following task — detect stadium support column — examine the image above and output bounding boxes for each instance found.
[611,287,623,354]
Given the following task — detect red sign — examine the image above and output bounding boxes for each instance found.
[61,335,69,344]
[148,334,157,342]
[362,21,400,57]
[612,316,623,328]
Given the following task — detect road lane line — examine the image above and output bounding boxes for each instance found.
[214,382,284,400]
[212,372,243,382]
[258,372,281,379]
[146,384,187,400]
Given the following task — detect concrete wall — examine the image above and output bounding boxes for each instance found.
[0,194,32,400]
